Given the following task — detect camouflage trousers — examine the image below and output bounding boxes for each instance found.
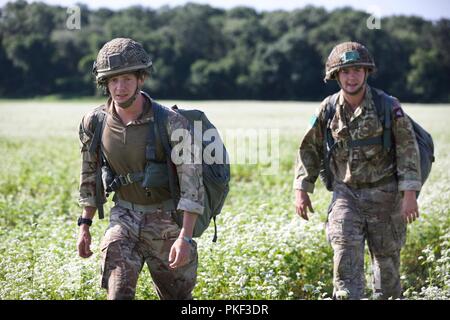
[100,204,198,300]
[325,181,407,300]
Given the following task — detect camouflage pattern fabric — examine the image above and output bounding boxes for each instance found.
[293,85,421,299]
[100,204,198,300]
[326,181,406,299]
[293,86,422,193]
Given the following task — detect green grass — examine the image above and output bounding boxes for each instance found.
[0,99,449,299]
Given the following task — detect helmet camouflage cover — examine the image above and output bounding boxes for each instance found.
[324,41,376,81]
[92,38,152,83]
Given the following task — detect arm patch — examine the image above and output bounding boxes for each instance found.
[392,100,405,119]
[309,115,318,128]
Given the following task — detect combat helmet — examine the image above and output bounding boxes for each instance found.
[92,38,152,84]
[324,42,376,82]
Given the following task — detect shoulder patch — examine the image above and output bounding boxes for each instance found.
[392,100,405,119]
[309,114,318,128]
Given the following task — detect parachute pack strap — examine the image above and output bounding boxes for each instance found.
[146,112,157,162]
[152,101,170,156]
[88,109,106,155]
[212,216,218,243]
[95,166,104,219]
[382,94,393,150]
[371,88,393,151]
[349,136,383,147]
[88,109,107,220]
[109,172,145,191]
[152,101,180,206]
[323,93,339,191]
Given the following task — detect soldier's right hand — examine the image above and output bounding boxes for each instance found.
[77,225,93,258]
[295,189,314,221]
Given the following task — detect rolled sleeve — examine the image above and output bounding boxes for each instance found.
[398,179,422,192]
[78,196,97,208]
[177,197,204,215]
[293,178,315,193]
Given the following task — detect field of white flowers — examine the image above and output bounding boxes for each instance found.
[0,99,448,299]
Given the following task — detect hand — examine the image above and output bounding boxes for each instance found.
[295,189,314,221]
[77,225,93,258]
[168,238,191,269]
[401,191,419,224]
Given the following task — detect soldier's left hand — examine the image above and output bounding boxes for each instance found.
[401,191,419,224]
[168,238,191,269]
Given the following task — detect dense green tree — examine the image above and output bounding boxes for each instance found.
[0,1,448,102]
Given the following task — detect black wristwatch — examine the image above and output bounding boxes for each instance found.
[77,216,93,227]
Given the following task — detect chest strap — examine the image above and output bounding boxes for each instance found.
[106,172,145,192]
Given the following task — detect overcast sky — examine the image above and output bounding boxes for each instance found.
[1,0,449,20]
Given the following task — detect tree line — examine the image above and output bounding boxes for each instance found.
[0,0,449,102]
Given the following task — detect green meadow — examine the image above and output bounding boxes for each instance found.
[0,99,449,299]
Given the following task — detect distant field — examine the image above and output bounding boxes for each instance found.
[0,99,449,299]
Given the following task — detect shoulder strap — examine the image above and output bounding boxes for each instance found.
[371,87,393,151]
[322,93,339,191]
[323,93,339,149]
[152,100,172,157]
[152,100,180,206]
[145,112,157,162]
[88,107,107,155]
[87,106,107,219]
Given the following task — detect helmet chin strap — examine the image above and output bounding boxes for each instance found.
[115,85,141,109]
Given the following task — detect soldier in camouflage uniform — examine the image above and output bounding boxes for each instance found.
[76,38,204,300]
[293,42,421,299]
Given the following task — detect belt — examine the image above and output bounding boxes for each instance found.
[115,198,176,213]
[346,175,397,190]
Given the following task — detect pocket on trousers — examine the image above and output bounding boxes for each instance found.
[327,217,354,245]
[325,200,336,244]
[390,214,407,249]
[100,239,120,289]
[368,220,403,255]
[99,225,126,289]
[151,211,181,240]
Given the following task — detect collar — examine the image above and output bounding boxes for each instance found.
[338,85,373,106]
[106,93,152,125]
[337,86,374,120]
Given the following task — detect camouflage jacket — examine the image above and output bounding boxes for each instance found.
[293,86,422,193]
[78,94,205,215]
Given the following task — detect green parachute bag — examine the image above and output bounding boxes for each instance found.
[152,100,230,242]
